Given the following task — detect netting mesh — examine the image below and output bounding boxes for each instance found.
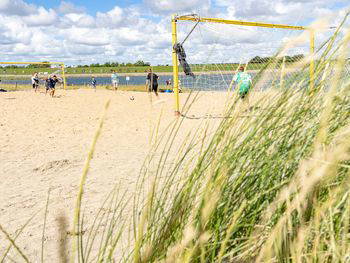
[345,60,350,76]
[175,18,334,92]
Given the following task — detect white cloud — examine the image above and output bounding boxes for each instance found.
[61,13,96,28]
[0,15,32,44]
[23,7,58,26]
[113,28,146,45]
[75,14,96,27]
[214,0,348,25]
[234,0,279,18]
[0,0,347,65]
[143,0,211,14]
[0,0,36,16]
[58,1,85,14]
[96,6,124,27]
[65,28,110,46]
[95,6,142,28]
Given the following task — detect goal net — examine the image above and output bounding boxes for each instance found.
[171,15,328,113]
[0,62,66,91]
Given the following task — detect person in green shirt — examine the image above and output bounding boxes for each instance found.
[111,70,119,91]
[233,66,252,99]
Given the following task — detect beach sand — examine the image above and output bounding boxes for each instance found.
[0,88,236,261]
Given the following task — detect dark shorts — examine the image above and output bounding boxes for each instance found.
[149,83,158,92]
[32,84,38,89]
[239,91,248,99]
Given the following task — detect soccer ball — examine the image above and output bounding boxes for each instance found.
[130,96,135,101]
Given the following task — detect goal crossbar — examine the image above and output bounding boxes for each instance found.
[175,15,307,31]
[0,61,67,90]
[172,14,315,114]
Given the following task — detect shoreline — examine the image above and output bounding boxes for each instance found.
[0,72,173,78]
[0,68,304,79]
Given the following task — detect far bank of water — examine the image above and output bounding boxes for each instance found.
[0,71,308,91]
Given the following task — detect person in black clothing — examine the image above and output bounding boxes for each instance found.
[43,76,50,95]
[146,68,159,97]
[48,75,60,97]
[174,43,195,78]
[91,77,97,92]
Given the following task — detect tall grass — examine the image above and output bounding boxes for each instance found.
[0,14,349,262]
[125,16,350,262]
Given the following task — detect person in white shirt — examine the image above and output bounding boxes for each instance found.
[111,70,119,91]
[31,72,39,93]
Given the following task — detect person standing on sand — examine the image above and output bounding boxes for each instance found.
[31,72,39,93]
[146,68,159,97]
[48,75,60,97]
[43,76,50,95]
[111,70,119,91]
[233,66,252,100]
[91,77,97,92]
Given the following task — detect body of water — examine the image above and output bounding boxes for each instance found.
[0,71,310,91]
[0,75,167,86]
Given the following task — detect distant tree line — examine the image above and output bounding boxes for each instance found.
[0,55,307,70]
[0,62,51,69]
[27,62,51,68]
[249,54,305,64]
[75,60,151,68]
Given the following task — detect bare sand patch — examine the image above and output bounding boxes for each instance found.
[0,88,237,261]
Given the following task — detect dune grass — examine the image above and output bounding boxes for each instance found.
[123,17,350,262]
[0,14,350,262]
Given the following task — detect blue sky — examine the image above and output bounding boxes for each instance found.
[27,0,139,14]
[0,0,348,65]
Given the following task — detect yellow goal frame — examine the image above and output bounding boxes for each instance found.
[0,61,67,90]
[171,14,315,115]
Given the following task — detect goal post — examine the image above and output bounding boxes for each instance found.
[171,14,315,115]
[0,61,67,90]
[172,15,181,116]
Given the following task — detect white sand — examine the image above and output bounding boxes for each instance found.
[0,89,231,261]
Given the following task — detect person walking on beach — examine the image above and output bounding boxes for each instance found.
[111,70,119,91]
[48,75,60,97]
[44,76,50,95]
[233,66,252,100]
[91,76,97,92]
[31,72,39,93]
[146,68,159,97]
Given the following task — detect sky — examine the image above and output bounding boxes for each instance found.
[0,0,348,65]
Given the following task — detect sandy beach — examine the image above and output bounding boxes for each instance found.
[0,88,232,261]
